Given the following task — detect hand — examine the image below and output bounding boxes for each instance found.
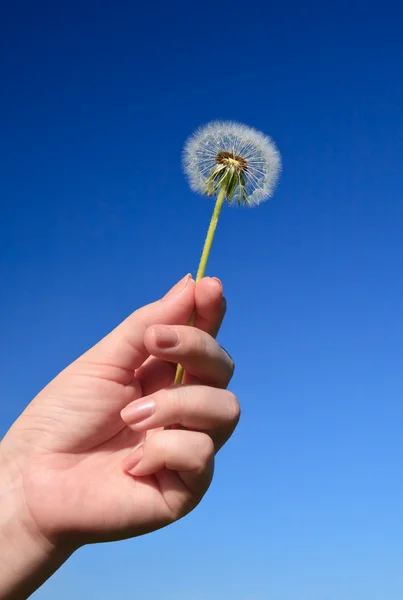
[0,275,239,598]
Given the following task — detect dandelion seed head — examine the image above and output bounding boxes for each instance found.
[183,120,281,207]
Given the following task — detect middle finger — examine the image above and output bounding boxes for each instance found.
[121,385,240,451]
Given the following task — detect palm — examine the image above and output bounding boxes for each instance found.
[14,358,179,543]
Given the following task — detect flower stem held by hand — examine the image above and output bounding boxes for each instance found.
[174,120,282,384]
[174,186,226,384]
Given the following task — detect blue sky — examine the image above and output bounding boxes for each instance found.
[1,1,403,598]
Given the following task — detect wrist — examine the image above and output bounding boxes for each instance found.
[0,448,74,599]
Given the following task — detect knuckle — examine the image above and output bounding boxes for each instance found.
[148,432,165,454]
[195,433,215,470]
[191,328,208,355]
[169,386,187,420]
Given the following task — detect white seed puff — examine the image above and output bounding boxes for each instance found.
[183,120,281,207]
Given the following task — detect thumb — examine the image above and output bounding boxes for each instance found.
[77,275,194,377]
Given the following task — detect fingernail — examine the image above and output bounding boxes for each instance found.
[164,274,192,299]
[121,400,155,424]
[152,327,179,349]
[123,447,144,474]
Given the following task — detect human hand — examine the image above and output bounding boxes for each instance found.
[0,275,239,598]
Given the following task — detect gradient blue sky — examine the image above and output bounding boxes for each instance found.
[1,2,403,598]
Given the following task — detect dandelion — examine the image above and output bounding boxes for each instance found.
[175,120,281,384]
[183,120,281,208]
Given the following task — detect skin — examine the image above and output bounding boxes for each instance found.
[0,275,239,599]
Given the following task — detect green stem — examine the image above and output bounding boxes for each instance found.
[174,186,226,385]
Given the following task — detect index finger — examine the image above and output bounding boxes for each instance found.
[135,277,226,395]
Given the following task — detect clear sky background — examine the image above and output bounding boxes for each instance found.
[1,1,403,599]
